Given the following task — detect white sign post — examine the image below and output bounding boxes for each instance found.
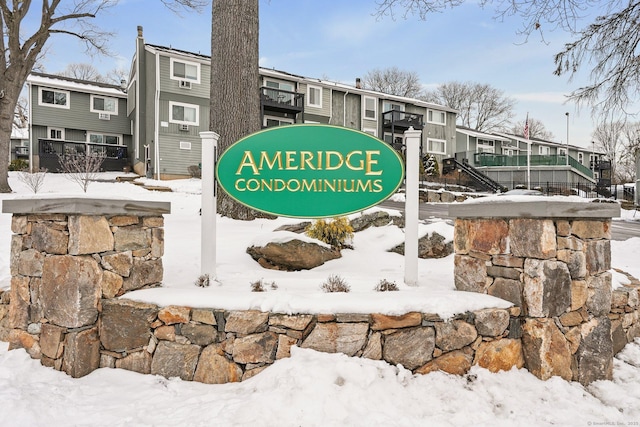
[200,131,220,279]
[404,127,422,286]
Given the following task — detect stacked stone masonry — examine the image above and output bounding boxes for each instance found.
[2,198,636,387]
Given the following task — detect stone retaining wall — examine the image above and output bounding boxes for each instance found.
[2,197,638,387]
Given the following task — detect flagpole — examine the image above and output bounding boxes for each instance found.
[525,113,531,189]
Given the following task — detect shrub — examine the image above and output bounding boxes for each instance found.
[9,159,28,171]
[250,279,277,292]
[17,168,48,194]
[320,274,350,293]
[194,274,210,287]
[305,216,354,248]
[57,151,106,192]
[374,279,399,292]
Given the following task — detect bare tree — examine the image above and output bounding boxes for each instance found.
[512,117,555,140]
[18,168,48,194]
[592,120,631,184]
[374,1,640,119]
[13,96,28,130]
[423,81,515,132]
[362,67,424,98]
[57,152,106,193]
[0,0,203,193]
[58,62,106,82]
[211,0,266,220]
[105,67,129,85]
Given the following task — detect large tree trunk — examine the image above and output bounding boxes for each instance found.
[0,71,25,193]
[210,0,266,220]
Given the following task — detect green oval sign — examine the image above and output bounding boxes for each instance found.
[216,124,405,218]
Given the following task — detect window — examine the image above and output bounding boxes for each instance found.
[307,85,322,108]
[363,128,377,137]
[48,127,64,140]
[363,97,377,120]
[539,146,551,155]
[383,101,403,113]
[169,101,199,126]
[578,152,584,164]
[503,148,515,156]
[90,95,118,114]
[558,148,567,156]
[39,87,69,109]
[427,138,446,155]
[170,58,200,83]
[88,133,120,145]
[477,139,495,154]
[427,109,446,125]
[264,115,294,128]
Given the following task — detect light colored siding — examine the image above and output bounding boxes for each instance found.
[300,83,330,118]
[158,54,210,99]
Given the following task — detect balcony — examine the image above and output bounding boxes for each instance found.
[14,146,29,157]
[38,139,129,172]
[473,152,595,179]
[260,87,304,115]
[382,110,424,132]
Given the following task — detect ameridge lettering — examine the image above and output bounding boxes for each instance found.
[235,150,383,176]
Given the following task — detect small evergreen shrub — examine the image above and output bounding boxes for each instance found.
[305,217,354,248]
[9,159,28,171]
[194,274,210,287]
[374,279,399,292]
[320,275,350,293]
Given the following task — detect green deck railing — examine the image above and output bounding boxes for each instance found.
[474,153,594,179]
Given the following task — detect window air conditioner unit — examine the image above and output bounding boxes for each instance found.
[179,124,189,131]
[179,80,192,89]
[98,113,111,120]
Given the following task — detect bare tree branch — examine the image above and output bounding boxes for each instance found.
[362,66,424,98]
[512,117,555,140]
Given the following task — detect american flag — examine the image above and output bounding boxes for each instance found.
[524,114,530,140]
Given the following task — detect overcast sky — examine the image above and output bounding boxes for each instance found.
[35,0,613,148]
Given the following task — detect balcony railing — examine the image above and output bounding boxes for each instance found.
[38,139,128,172]
[260,87,304,113]
[382,110,424,130]
[14,146,29,157]
[473,152,594,179]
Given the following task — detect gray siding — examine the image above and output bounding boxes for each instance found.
[157,135,202,176]
[158,54,210,99]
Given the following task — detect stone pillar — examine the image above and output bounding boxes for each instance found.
[2,197,170,378]
[449,199,620,385]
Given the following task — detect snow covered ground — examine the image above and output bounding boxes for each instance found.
[0,171,639,426]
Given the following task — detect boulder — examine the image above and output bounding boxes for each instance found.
[390,232,453,259]
[383,327,435,370]
[350,211,393,232]
[247,239,340,271]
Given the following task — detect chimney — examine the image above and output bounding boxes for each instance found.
[120,79,127,90]
[355,78,362,89]
[137,25,143,38]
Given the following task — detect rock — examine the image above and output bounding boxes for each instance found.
[610,320,627,355]
[362,332,382,360]
[571,280,588,311]
[435,320,478,352]
[68,216,114,255]
[467,219,509,255]
[11,215,28,234]
[509,219,556,259]
[571,220,610,240]
[8,329,40,358]
[31,222,68,255]
[491,255,524,268]
[122,258,163,291]
[473,339,524,373]
[440,192,456,203]
[246,239,341,271]
[113,226,150,252]
[225,310,269,335]
[108,216,140,227]
[486,265,521,281]
[158,306,190,325]
[101,270,123,299]
[143,217,164,228]
[488,278,523,308]
[301,322,368,356]
[115,351,152,374]
[585,240,611,275]
[269,314,313,331]
[40,323,66,359]
[474,309,510,337]
[192,309,217,325]
[559,311,583,327]
[154,325,176,341]
[523,259,571,318]
[101,251,133,277]
[100,299,158,352]
[8,275,29,329]
[371,312,422,331]
[522,318,572,381]
[586,273,612,317]
[17,249,44,277]
[274,222,311,234]
[194,344,242,384]
[382,327,435,371]
[151,228,164,258]
[276,334,298,359]
[350,211,392,232]
[454,255,488,293]
[180,323,217,346]
[232,331,278,364]
[416,350,472,375]
[151,341,201,381]
[62,327,101,378]
[576,317,613,385]
[41,255,102,328]
[389,232,453,259]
